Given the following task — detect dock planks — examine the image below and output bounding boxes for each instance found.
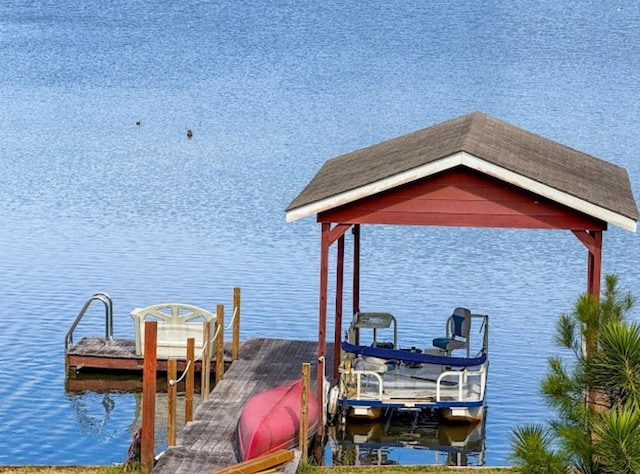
[65,337,233,374]
[152,338,333,474]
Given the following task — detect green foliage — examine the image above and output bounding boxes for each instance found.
[509,425,568,473]
[573,293,601,344]
[554,312,579,354]
[551,421,596,474]
[511,273,639,474]
[586,322,640,410]
[593,407,640,474]
[296,467,511,473]
[600,274,636,325]
[0,468,132,474]
[541,356,584,422]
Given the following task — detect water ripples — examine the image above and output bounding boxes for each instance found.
[1,0,639,466]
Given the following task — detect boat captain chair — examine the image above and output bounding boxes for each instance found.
[432,307,471,357]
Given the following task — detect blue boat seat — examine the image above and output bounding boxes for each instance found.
[432,307,471,357]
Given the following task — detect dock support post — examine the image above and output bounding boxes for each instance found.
[141,321,157,474]
[202,321,211,400]
[216,304,225,385]
[334,235,345,378]
[233,287,241,360]
[186,337,195,422]
[299,362,310,461]
[168,357,177,447]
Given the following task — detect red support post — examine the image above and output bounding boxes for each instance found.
[317,223,330,420]
[573,229,603,298]
[587,230,602,298]
[352,224,361,344]
[334,234,345,378]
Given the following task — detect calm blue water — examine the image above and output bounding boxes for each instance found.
[0,0,639,466]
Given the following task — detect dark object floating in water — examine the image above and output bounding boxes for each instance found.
[135,120,141,126]
[187,129,193,139]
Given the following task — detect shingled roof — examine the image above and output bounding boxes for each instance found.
[286,112,638,231]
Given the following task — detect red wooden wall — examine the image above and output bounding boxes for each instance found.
[318,167,607,231]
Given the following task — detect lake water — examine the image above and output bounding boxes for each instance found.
[0,0,639,466]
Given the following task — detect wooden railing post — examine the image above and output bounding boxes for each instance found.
[232,287,241,360]
[186,337,195,422]
[141,321,157,473]
[316,356,325,436]
[299,362,310,460]
[202,321,211,400]
[215,304,225,385]
[167,358,177,447]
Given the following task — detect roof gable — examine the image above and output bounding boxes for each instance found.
[286,112,638,232]
[318,167,608,230]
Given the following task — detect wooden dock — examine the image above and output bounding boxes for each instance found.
[65,337,234,375]
[152,337,333,474]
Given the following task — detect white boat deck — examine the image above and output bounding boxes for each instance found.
[343,360,486,407]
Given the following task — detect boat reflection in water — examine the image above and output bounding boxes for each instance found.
[326,408,486,467]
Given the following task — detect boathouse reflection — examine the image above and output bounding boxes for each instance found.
[67,372,486,466]
[326,408,486,467]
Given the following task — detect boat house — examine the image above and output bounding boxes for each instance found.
[285,112,638,403]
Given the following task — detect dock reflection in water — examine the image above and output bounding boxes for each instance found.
[68,373,485,467]
[65,373,204,457]
[66,374,486,467]
[327,409,486,467]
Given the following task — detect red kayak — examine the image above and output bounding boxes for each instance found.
[236,379,321,461]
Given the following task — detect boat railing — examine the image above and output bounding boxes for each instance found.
[351,370,384,400]
[470,313,489,357]
[65,292,114,352]
[339,312,490,407]
[342,360,488,404]
[436,363,487,402]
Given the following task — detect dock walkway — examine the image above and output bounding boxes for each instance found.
[152,337,332,474]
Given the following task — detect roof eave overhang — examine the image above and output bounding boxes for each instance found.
[285,151,638,232]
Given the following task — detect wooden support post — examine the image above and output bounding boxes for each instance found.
[587,230,603,298]
[202,321,211,401]
[334,235,345,378]
[216,304,225,385]
[167,357,177,447]
[186,337,195,423]
[319,221,350,435]
[141,321,157,474]
[572,229,605,415]
[353,224,361,345]
[233,287,241,360]
[572,229,603,299]
[299,363,310,461]
[318,223,330,419]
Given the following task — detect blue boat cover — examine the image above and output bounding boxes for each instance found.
[341,341,486,367]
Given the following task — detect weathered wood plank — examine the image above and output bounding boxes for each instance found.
[152,338,333,474]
